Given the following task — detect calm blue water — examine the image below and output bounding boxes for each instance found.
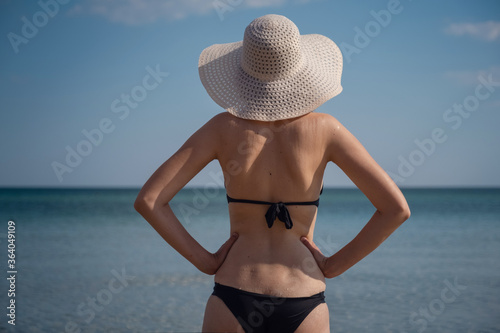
[0,188,499,333]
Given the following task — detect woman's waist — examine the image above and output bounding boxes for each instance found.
[214,237,325,296]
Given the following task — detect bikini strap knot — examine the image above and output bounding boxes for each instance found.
[265,202,293,229]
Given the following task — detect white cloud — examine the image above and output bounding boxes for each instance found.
[444,21,500,42]
[68,0,213,25]
[68,0,312,25]
[444,66,500,86]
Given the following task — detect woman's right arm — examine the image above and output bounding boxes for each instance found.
[301,115,410,278]
[134,115,238,275]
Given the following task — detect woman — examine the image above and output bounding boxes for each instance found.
[134,14,410,333]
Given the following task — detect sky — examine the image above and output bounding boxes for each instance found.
[1,0,499,188]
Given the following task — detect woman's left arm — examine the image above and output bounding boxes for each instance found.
[134,115,238,275]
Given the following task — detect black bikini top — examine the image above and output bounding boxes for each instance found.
[226,187,323,230]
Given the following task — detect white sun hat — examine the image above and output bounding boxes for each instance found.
[198,14,343,121]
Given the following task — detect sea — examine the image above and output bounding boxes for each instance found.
[0,187,499,333]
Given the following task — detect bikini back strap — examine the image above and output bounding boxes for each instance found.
[226,195,320,229]
[226,195,274,206]
[226,195,319,207]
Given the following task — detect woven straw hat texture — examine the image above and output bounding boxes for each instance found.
[199,14,343,121]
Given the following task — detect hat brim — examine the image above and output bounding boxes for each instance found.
[199,34,343,121]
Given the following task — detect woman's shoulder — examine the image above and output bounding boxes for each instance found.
[298,112,343,135]
[202,111,342,134]
[205,112,241,129]
[308,112,341,125]
[194,113,237,139]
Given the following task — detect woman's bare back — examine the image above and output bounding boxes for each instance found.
[213,112,333,297]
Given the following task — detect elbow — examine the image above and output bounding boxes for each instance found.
[395,202,411,224]
[381,201,411,225]
[134,193,154,216]
[400,204,411,222]
[134,190,170,218]
[134,196,143,214]
[134,196,146,215]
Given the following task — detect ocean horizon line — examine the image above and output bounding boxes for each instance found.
[1,185,499,191]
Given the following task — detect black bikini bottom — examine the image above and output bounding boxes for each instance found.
[212,282,325,332]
